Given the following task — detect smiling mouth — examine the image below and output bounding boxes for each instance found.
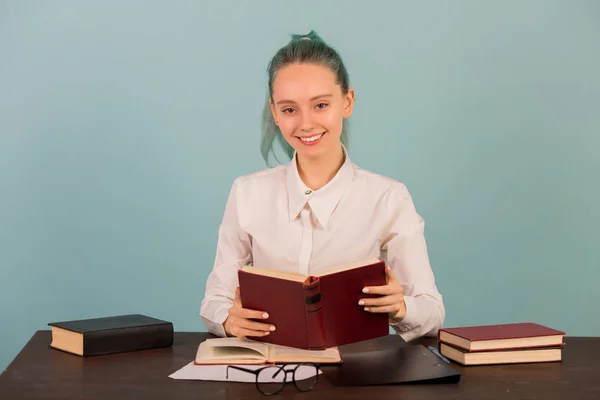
[297,132,325,144]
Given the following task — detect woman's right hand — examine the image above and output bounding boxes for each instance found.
[223,287,276,338]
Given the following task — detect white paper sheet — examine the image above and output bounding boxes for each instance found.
[169,362,321,383]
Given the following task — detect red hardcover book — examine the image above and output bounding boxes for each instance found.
[439,343,564,365]
[238,259,389,350]
[438,322,565,352]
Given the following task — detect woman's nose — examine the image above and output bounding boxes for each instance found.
[300,112,317,132]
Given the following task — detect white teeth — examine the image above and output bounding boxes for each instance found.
[299,133,323,142]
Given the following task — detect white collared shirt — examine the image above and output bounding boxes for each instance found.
[200,147,445,342]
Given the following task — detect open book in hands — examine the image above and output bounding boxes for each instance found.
[194,337,342,365]
[238,258,389,350]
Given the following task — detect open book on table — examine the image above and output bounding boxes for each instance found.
[194,337,342,365]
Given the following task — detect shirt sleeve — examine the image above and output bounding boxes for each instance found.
[200,178,252,337]
[380,182,445,342]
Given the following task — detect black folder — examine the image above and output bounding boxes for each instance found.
[321,335,461,386]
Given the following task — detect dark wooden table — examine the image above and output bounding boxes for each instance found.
[1,331,599,399]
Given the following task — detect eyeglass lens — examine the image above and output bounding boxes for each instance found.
[256,366,286,395]
[294,363,319,391]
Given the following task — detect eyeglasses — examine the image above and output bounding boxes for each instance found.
[226,363,319,396]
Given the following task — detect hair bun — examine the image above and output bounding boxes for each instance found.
[290,30,325,43]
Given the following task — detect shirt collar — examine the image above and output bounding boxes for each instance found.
[286,144,354,227]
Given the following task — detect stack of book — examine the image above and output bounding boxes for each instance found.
[438,322,565,366]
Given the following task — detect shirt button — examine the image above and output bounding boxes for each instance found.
[305,190,312,195]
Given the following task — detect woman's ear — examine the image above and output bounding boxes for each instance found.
[269,99,278,125]
[343,88,355,118]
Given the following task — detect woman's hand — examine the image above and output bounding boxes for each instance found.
[359,266,406,320]
[223,287,276,338]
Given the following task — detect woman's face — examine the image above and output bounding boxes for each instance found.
[270,63,354,161]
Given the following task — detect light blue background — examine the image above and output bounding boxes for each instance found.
[1,1,599,371]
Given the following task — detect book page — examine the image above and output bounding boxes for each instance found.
[211,347,265,360]
[268,344,341,362]
[195,343,266,365]
[241,265,307,282]
[317,258,381,277]
[205,338,270,358]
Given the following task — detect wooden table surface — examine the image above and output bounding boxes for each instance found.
[1,331,599,399]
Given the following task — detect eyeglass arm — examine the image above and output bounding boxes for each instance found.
[225,365,260,379]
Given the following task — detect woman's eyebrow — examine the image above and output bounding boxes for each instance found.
[276,94,333,105]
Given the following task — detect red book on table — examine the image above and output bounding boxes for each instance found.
[438,322,565,352]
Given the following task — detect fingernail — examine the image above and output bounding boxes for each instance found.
[362,288,369,293]
[358,300,365,306]
[270,326,276,331]
[364,307,370,311]
[264,332,270,335]
[262,313,269,319]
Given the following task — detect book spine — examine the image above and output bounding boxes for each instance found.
[303,276,326,350]
[82,323,174,356]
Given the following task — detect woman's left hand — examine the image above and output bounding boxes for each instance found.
[359,266,406,320]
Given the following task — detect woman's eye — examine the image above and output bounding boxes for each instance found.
[282,108,295,113]
[315,103,329,109]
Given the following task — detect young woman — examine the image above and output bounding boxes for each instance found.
[200,31,444,342]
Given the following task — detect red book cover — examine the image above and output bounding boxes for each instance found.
[440,323,565,341]
[438,322,565,352]
[238,259,389,350]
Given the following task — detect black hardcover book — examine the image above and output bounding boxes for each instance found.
[48,314,174,356]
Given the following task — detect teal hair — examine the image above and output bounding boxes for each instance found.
[260,30,351,165]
